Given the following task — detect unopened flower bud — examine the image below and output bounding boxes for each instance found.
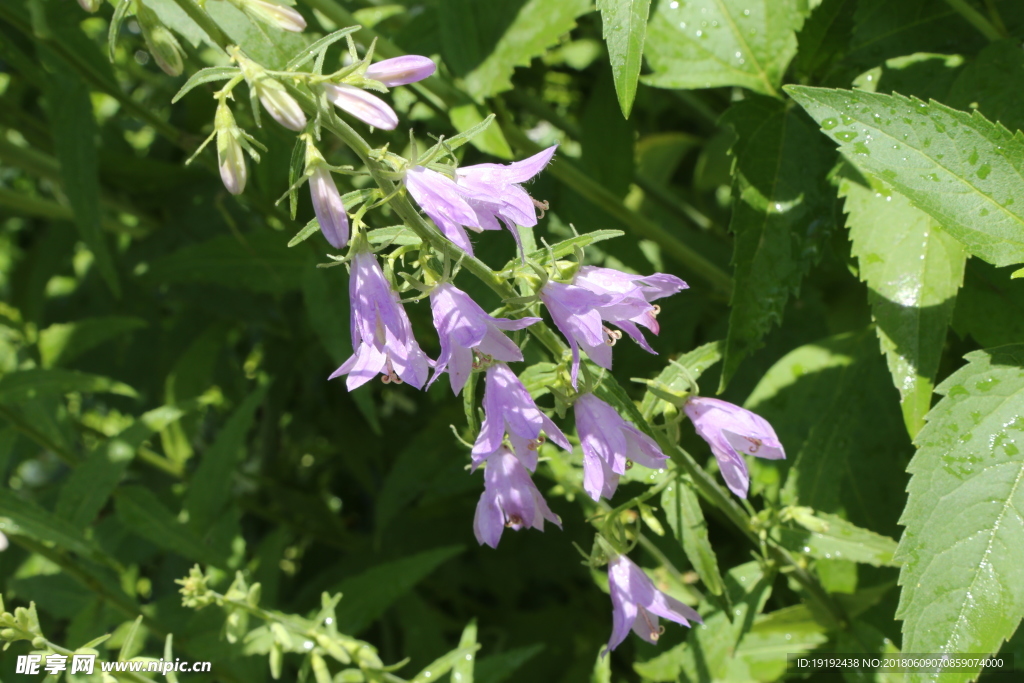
[324,84,398,130]
[309,165,349,249]
[76,0,102,12]
[237,0,306,32]
[136,1,185,76]
[364,56,436,87]
[255,78,306,131]
[215,106,247,195]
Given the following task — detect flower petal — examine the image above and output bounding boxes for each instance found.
[325,83,398,130]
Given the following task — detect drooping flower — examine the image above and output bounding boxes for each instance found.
[472,363,570,471]
[255,77,307,131]
[455,146,557,250]
[404,147,557,255]
[473,446,561,548]
[328,251,431,390]
[325,84,399,130]
[365,56,436,86]
[309,165,349,249]
[214,104,250,195]
[428,283,540,394]
[404,167,481,253]
[539,267,687,385]
[574,394,667,501]
[606,554,702,654]
[684,397,785,498]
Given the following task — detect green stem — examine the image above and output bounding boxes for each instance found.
[944,0,1005,40]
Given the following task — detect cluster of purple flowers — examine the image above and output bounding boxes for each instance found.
[324,144,786,651]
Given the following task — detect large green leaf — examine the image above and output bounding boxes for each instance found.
[115,486,226,567]
[896,345,1024,681]
[747,330,910,535]
[462,0,591,101]
[840,169,966,437]
[719,95,836,389]
[332,546,464,634]
[777,512,899,567]
[38,317,147,368]
[661,472,725,596]
[787,86,1024,269]
[41,52,120,297]
[145,233,308,294]
[596,0,651,118]
[643,0,810,95]
[0,369,137,404]
[55,406,186,529]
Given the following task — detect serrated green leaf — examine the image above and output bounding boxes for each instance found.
[787,86,1024,268]
[895,345,1024,681]
[748,330,910,532]
[462,0,591,101]
[171,66,240,103]
[288,219,321,248]
[720,95,836,389]
[661,472,725,595]
[55,405,186,529]
[497,230,625,276]
[0,369,137,403]
[639,340,724,420]
[38,316,147,368]
[184,386,267,531]
[42,52,120,297]
[947,40,1024,137]
[146,232,308,293]
[332,546,463,634]
[778,512,898,567]
[115,486,226,566]
[643,0,810,96]
[0,495,97,557]
[597,0,651,118]
[840,169,965,437]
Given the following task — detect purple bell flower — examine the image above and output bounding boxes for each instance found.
[428,283,540,394]
[328,251,431,390]
[472,363,570,471]
[574,394,668,501]
[309,165,349,249]
[537,280,619,386]
[606,554,702,654]
[473,446,561,548]
[324,84,399,130]
[684,397,785,498]
[365,56,436,86]
[404,146,557,255]
[404,167,482,254]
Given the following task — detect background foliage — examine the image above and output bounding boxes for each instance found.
[2,0,1024,681]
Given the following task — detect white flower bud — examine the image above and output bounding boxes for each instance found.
[256,78,307,131]
[77,0,102,12]
[239,0,306,33]
[136,1,185,76]
[215,106,247,195]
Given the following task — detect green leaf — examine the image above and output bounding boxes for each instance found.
[661,472,725,595]
[748,330,910,533]
[0,495,97,557]
[840,169,966,437]
[412,645,478,683]
[947,40,1024,137]
[38,316,147,368]
[895,345,1024,680]
[115,486,226,567]
[643,0,810,96]
[733,605,830,681]
[449,103,513,159]
[55,406,186,529]
[284,26,360,71]
[41,52,120,297]
[171,66,240,104]
[184,385,268,531]
[332,546,463,634]
[206,0,308,70]
[597,0,651,118]
[289,190,378,247]
[0,369,137,404]
[107,0,132,61]
[791,0,856,80]
[474,644,544,683]
[778,512,899,567]
[719,95,836,389]
[453,620,477,683]
[787,86,1024,269]
[462,0,591,101]
[146,232,308,293]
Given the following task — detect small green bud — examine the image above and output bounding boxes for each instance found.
[136,1,185,76]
